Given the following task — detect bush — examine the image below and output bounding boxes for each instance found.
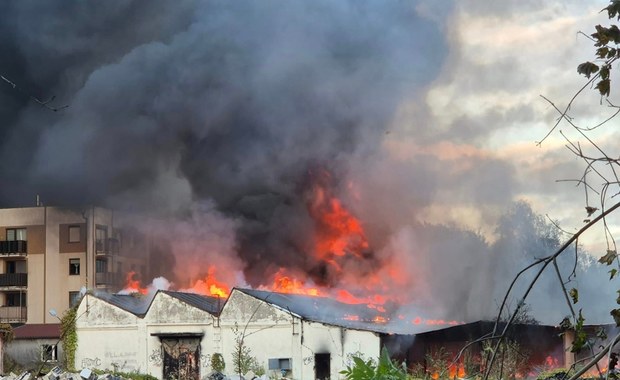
[536,368,571,380]
[340,347,408,380]
[92,369,158,380]
[211,353,225,373]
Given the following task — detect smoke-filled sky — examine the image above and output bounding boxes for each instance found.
[1,1,619,325]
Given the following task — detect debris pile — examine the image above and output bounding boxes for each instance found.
[0,367,124,380]
[0,368,272,380]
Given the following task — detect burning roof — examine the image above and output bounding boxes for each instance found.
[234,288,408,334]
[88,287,460,335]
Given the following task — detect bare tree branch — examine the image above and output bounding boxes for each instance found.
[1,74,68,112]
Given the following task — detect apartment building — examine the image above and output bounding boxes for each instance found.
[0,206,147,324]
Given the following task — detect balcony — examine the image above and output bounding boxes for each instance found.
[0,241,27,256]
[95,272,122,286]
[0,273,27,288]
[0,306,26,323]
[96,238,119,256]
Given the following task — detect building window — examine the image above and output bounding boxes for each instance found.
[6,292,26,306]
[69,291,82,308]
[268,358,292,370]
[96,259,106,273]
[96,225,108,252]
[41,344,57,362]
[69,258,80,275]
[68,225,81,243]
[6,228,26,241]
[6,261,26,274]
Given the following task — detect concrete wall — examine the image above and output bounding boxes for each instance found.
[6,339,64,368]
[75,292,217,378]
[0,207,45,324]
[144,292,216,379]
[219,290,381,380]
[44,207,91,324]
[75,290,381,379]
[0,208,45,227]
[74,295,142,372]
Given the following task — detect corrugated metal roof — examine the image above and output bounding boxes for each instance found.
[91,290,222,317]
[93,291,153,317]
[13,323,61,339]
[235,288,406,334]
[161,290,222,315]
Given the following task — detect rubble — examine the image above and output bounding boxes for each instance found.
[0,368,269,380]
[0,368,125,380]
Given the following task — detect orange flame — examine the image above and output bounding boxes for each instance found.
[431,362,466,379]
[271,268,321,296]
[373,316,388,324]
[336,289,387,305]
[123,271,148,295]
[187,266,230,298]
[307,171,369,268]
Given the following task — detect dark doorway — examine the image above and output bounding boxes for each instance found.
[315,353,330,380]
[161,337,201,380]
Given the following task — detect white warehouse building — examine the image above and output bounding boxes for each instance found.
[73,288,396,380]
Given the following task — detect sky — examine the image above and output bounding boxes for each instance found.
[0,0,618,324]
[393,0,617,242]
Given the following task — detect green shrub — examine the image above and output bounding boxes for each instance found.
[93,368,158,380]
[211,353,226,373]
[536,367,571,380]
[340,347,408,380]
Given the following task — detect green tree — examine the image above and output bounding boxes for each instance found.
[231,324,262,376]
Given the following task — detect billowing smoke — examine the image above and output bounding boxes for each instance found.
[0,1,616,325]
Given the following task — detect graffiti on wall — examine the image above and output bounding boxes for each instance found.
[105,351,139,372]
[81,357,101,368]
[345,351,365,367]
[149,348,163,366]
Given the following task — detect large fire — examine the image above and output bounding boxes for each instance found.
[119,170,459,328]
[307,170,370,267]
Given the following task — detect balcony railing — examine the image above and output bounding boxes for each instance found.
[95,272,122,286]
[0,241,27,255]
[0,306,27,323]
[0,273,27,287]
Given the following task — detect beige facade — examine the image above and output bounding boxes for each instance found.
[0,206,144,325]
